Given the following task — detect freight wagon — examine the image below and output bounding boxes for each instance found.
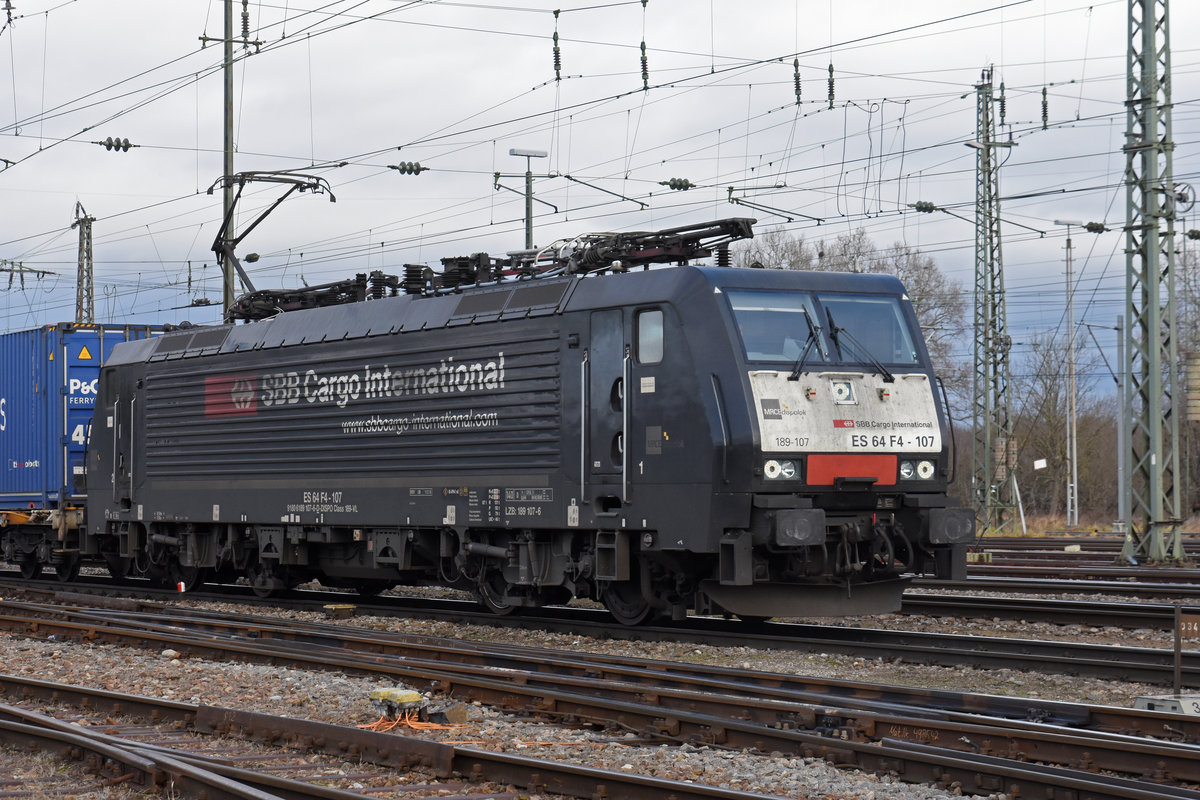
[0,323,161,578]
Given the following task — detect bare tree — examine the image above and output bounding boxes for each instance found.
[1174,242,1200,512]
[1011,332,1118,522]
[872,242,967,388]
[733,227,968,387]
[733,226,817,271]
[815,228,876,273]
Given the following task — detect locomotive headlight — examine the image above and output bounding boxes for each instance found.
[900,460,936,480]
[763,459,798,480]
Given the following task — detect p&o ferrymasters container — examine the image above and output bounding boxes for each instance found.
[0,323,162,509]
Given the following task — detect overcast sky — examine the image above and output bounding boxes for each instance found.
[1,0,1197,376]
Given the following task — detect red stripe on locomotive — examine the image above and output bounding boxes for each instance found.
[807,454,897,485]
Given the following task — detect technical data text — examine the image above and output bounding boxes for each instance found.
[287,491,359,515]
[504,488,552,518]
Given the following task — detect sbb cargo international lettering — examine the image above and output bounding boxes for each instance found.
[262,354,506,408]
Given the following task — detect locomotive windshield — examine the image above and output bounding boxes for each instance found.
[817,293,919,366]
[727,290,827,363]
[728,289,919,367]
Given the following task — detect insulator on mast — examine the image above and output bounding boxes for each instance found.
[998,82,1006,126]
[659,178,694,191]
[241,0,250,41]
[794,59,802,105]
[1041,86,1048,130]
[639,0,650,90]
[827,63,835,110]
[100,136,134,152]
[552,10,562,81]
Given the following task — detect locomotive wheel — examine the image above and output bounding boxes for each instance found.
[245,559,280,598]
[474,573,516,616]
[54,555,81,583]
[18,557,42,581]
[601,580,655,626]
[355,580,395,597]
[103,554,131,583]
[169,565,207,593]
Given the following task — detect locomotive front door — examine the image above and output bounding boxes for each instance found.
[586,309,627,507]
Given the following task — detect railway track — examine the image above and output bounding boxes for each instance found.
[916,574,1200,599]
[3,597,1200,800]
[902,592,1199,628]
[969,533,1200,571]
[967,563,1200,581]
[0,675,778,800]
[3,577,1199,685]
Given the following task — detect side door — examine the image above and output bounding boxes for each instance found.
[105,368,136,511]
[627,307,665,488]
[585,309,627,510]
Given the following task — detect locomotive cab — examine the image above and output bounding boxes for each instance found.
[578,266,972,622]
[695,270,971,617]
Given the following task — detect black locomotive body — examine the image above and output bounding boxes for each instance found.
[83,239,972,622]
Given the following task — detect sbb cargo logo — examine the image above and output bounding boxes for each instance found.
[205,374,258,417]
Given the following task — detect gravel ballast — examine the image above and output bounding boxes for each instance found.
[0,594,1177,800]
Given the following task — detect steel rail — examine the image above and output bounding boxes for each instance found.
[966,564,1200,582]
[81,605,1200,778]
[901,593,1197,628]
[4,602,1200,799]
[0,677,783,800]
[915,575,1200,598]
[28,601,1166,730]
[0,708,284,800]
[5,669,1200,800]
[29,593,1200,687]
[9,578,1200,689]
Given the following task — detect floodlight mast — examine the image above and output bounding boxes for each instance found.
[510,148,548,249]
[1054,219,1083,528]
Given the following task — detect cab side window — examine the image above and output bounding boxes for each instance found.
[636,309,664,364]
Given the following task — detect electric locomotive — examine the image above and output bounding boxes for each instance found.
[8,218,974,622]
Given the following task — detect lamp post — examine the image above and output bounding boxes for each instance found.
[1054,220,1082,527]
[510,148,548,249]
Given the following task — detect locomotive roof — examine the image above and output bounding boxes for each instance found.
[105,265,910,367]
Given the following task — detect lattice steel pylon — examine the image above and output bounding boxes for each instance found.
[1120,0,1183,562]
[71,201,95,325]
[971,66,1020,535]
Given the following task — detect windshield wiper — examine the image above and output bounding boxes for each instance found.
[788,312,821,381]
[825,307,895,383]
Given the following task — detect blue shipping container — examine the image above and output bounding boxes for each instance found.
[0,323,162,508]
